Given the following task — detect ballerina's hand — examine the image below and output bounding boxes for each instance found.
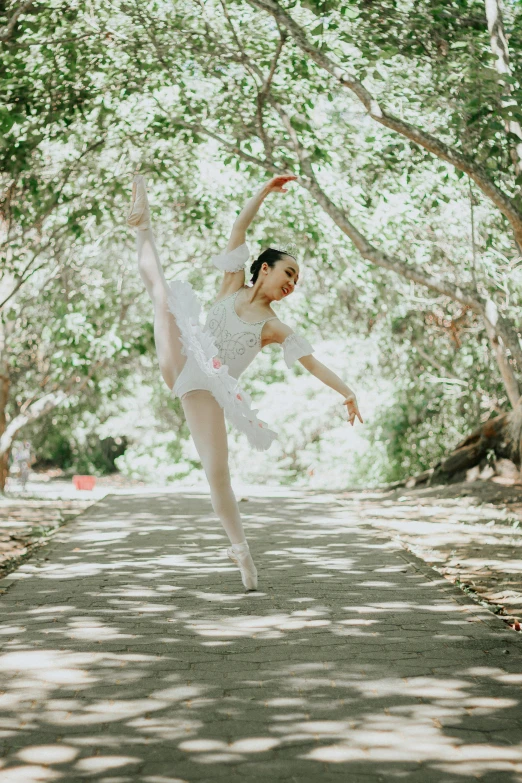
[266,175,298,193]
[343,394,364,427]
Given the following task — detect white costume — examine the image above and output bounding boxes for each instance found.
[167,242,314,451]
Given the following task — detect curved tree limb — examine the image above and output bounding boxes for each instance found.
[247,0,522,250]
[271,98,485,309]
[0,0,35,42]
[0,361,106,458]
[145,7,522,378]
[167,106,522,372]
[271,94,522,379]
[302,145,522,373]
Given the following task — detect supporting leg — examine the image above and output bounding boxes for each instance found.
[182,389,258,590]
[181,390,248,545]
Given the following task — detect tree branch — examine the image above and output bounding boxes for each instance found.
[412,339,460,379]
[153,102,290,175]
[247,0,522,250]
[5,32,96,48]
[170,102,522,373]
[0,0,34,42]
[0,258,50,309]
[256,32,287,160]
[269,97,484,310]
[0,361,106,457]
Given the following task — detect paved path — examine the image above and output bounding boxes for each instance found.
[1,491,522,783]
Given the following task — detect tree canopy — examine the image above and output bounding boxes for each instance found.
[1,0,521,488]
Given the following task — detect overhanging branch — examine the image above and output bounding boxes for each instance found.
[0,0,35,42]
[247,0,522,250]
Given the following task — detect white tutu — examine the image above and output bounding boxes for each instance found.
[167,280,278,451]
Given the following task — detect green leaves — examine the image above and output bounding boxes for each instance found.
[2,0,521,485]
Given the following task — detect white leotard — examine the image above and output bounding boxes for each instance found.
[173,287,277,397]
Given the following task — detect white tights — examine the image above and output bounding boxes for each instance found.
[181,390,247,545]
[136,228,248,546]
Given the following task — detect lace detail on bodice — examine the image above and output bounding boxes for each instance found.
[206,299,259,364]
[204,289,276,379]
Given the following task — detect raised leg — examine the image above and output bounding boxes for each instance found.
[129,174,188,391]
[136,228,187,390]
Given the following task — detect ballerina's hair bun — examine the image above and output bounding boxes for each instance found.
[250,247,296,284]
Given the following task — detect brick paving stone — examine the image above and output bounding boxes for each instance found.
[0,491,522,782]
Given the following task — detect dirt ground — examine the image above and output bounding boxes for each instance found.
[0,496,94,577]
[334,475,522,634]
[0,472,146,579]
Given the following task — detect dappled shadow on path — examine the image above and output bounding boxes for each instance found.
[336,487,522,626]
[0,492,522,782]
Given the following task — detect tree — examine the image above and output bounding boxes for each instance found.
[0,2,141,487]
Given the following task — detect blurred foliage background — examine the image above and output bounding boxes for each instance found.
[1,0,521,490]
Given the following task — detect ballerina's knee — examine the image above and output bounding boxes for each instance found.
[204,460,232,493]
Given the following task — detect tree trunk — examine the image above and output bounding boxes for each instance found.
[426,398,522,484]
[485,0,522,174]
[0,371,10,492]
[483,314,521,407]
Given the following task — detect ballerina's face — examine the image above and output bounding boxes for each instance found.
[262,255,300,301]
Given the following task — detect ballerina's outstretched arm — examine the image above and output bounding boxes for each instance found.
[213,175,297,296]
[269,320,364,427]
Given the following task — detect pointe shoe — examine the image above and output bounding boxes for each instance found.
[127,173,151,230]
[227,541,258,592]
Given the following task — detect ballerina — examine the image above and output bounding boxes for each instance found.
[127,173,363,592]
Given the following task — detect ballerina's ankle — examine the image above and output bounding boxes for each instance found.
[230,540,250,555]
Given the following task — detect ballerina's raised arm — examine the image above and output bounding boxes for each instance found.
[212,175,297,298]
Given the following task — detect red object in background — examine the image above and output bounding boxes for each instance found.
[73,475,96,491]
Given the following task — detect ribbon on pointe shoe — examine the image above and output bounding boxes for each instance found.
[127,173,151,230]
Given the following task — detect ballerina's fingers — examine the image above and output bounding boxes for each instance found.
[343,398,364,426]
[269,175,298,192]
[280,177,297,191]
